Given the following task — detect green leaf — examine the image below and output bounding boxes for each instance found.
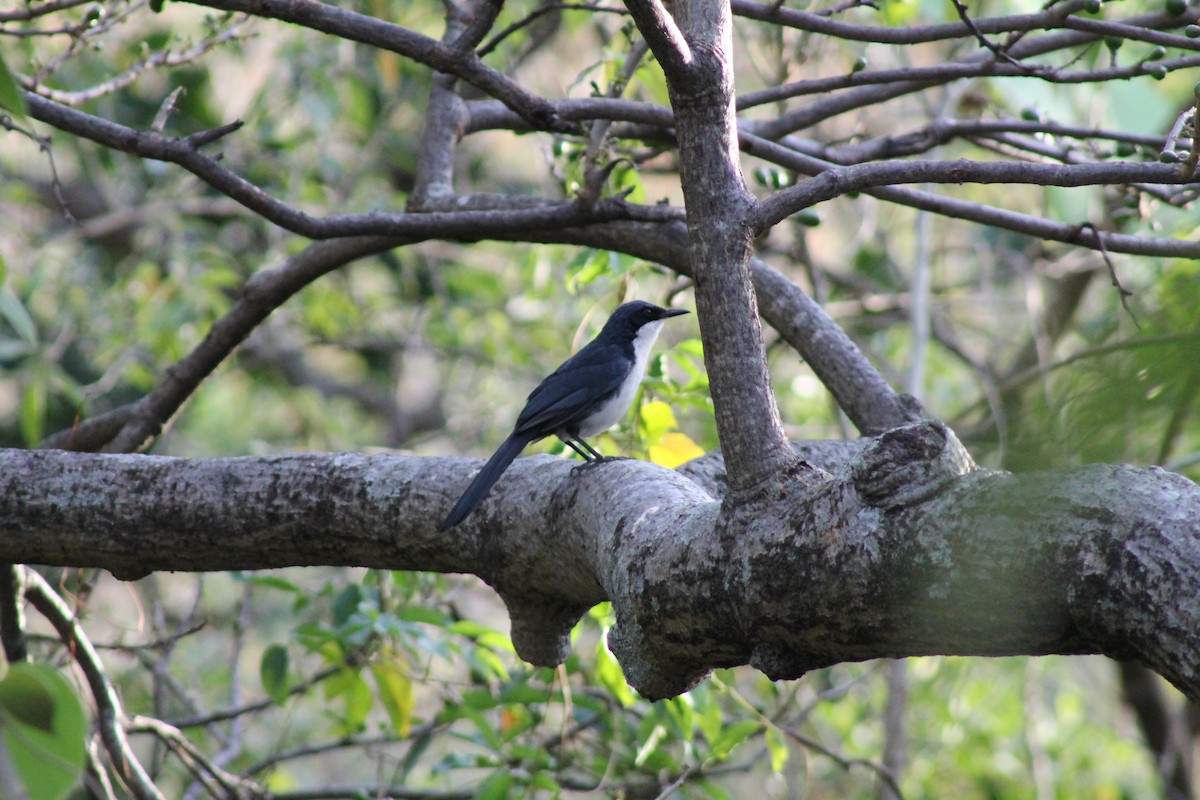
[370,648,413,737]
[594,636,636,708]
[395,605,449,626]
[462,706,505,751]
[708,720,761,761]
[19,378,46,447]
[331,583,364,627]
[565,249,611,292]
[0,664,86,800]
[239,574,301,593]
[474,769,511,800]
[764,725,789,773]
[260,644,290,706]
[324,668,372,735]
[0,665,55,731]
[0,286,37,347]
[0,50,27,120]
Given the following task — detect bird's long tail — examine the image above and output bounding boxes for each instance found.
[439,435,529,530]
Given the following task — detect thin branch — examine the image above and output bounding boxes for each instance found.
[1078,221,1137,324]
[949,0,1037,72]
[24,571,165,800]
[270,786,472,800]
[0,566,26,663]
[168,664,341,728]
[477,2,626,58]
[0,0,92,22]
[754,157,1196,232]
[26,93,676,241]
[178,0,574,133]
[750,9,1187,138]
[127,715,265,798]
[730,0,1187,47]
[19,16,251,105]
[779,723,906,798]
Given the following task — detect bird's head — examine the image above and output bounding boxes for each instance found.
[604,301,690,341]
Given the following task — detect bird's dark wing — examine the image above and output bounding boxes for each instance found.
[514,345,626,437]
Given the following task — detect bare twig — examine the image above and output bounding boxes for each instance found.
[1079,221,1137,326]
[178,0,574,133]
[24,571,165,800]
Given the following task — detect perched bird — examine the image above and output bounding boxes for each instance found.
[440,301,689,530]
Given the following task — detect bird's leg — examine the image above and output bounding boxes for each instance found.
[561,436,599,462]
[561,434,627,474]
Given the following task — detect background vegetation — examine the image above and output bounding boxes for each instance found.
[1,0,1198,796]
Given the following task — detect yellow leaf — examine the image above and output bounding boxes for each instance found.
[649,432,705,469]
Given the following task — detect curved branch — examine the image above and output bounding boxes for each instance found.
[730,0,1180,47]
[623,0,693,83]
[177,0,573,132]
[24,570,164,800]
[41,237,401,453]
[739,132,1200,258]
[751,9,1183,138]
[753,158,1197,232]
[25,94,669,240]
[465,97,1199,257]
[736,54,1200,111]
[0,0,92,22]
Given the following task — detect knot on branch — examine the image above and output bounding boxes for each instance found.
[503,593,594,667]
[851,421,975,509]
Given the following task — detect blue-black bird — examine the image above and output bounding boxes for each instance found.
[440,301,689,530]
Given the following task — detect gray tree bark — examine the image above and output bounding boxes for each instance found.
[5,421,1199,701]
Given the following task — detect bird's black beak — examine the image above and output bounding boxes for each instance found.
[659,308,690,319]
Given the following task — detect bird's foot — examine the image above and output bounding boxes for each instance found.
[570,455,629,475]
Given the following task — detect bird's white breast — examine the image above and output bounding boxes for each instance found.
[576,318,666,437]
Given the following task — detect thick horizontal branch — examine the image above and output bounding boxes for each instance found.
[6,424,1200,702]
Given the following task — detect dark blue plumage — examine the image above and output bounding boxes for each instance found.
[439,301,688,530]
